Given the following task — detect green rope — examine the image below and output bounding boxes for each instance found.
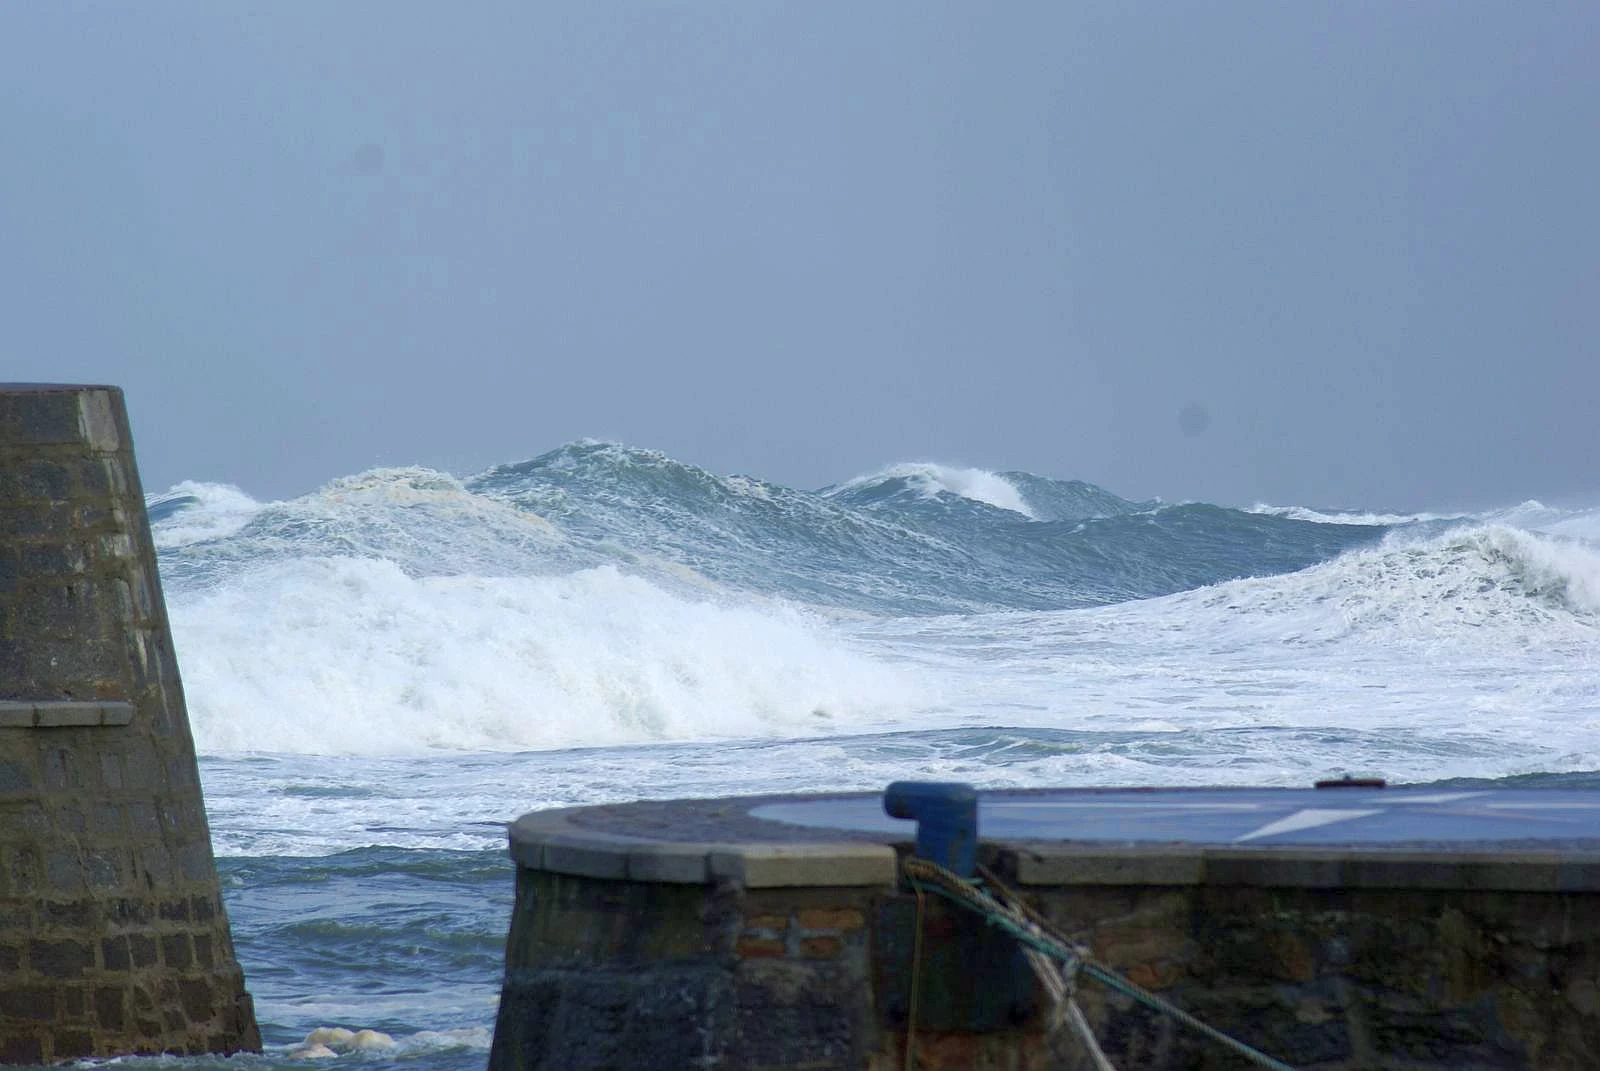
[1075,962,1299,1071]
[902,856,1299,1071]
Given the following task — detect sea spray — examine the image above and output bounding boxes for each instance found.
[174,558,927,755]
[151,449,1600,1064]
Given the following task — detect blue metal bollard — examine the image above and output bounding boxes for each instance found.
[884,781,979,877]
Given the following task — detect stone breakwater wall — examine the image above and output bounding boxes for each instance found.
[490,800,1600,1071]
[1020,852,1600,1069]
[0,384,259,1063]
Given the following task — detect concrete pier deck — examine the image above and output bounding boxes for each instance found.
[509,785,1600,890]
[492,784,1600,1070]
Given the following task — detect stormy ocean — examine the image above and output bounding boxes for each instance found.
[139,443,1599,1070]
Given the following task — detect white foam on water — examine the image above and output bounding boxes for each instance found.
[191,467,573,579]
[152,462,1600,857]
[148,481,266,549]
[1250,498,1600,546]
[1191,523,1600,637]
[192,526,1600,857]
[1496,501,1600,543]
[1246,502,1460,526]
[280,1026,490,1059]
[852,524,1600,777]
[173,558,929,756]
[148,457,1600,1058]
[833,462,1037,518]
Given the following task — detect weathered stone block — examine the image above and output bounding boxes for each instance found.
[60,983,88,1016]
[2,985,57,1021]
[731,959,868,1069]
[9,845,44,894]
[179,979,216,1021]
[736,935,786,959]
[1,803,50,835]
[52,1029,93,1055]
[41,899,94,928]
[798,907,866,932]
[0,640,24,691]
[0,1036,44,1065]
[72,458,115,497]
[20,542,89,578]
[29,938,94,978]
[46,849,85,893]
[0,761,35,794]
[161,934,193,968]
[165,759,196,791]
[0,504,72,538]
[0,391,80,444]
[95,986,127,1031]
[798,936,843,959]
[126,801,158,837]
[90,802,126,835]
[179,842,215,882]
[85,849,125,889]
[121,749,161,790]
[137,843,177,886]
[75,391,123,452]
[17,459,72,501]
[111,897,155,927]
[56,803,88,834]
[710,843,898,889]
[40,747,77,791]
[73,503,115,531]
[97,752,125,790]
[102,935,131,971]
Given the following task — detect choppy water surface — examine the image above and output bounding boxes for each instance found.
[123,445,1600,1066]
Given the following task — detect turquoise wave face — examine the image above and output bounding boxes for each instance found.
[461,442,1390,613]
[151,441,1394,614]
[135,450,1600,1071]
[145,444,1600,760]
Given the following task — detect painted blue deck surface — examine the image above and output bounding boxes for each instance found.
[751,788,1600,847]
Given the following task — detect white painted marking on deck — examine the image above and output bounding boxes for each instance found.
[1484,802,1600,810]
[986,802,1262,811]
[1234,809,1382,843]
[1377,792,1490,804]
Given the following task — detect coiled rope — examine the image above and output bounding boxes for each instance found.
[900,855,1299,1071]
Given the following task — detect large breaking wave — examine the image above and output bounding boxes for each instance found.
[149,442,1600,758]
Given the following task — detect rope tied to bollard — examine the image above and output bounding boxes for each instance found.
[900,855,1301,1071]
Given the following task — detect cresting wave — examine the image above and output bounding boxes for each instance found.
[827,462,1041,518]
[150,443,1600,758]
[173,560,923,755]
[1247,502,1462,526]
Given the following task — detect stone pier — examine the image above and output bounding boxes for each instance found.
[0,384,259,1063]
[491,786,1600,1070]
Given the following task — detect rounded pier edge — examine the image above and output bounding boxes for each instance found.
[493,791,1600,1071]
[508,803,899,888]
[507,791,1600,893]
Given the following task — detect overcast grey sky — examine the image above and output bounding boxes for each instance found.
[2,2,1595,509]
